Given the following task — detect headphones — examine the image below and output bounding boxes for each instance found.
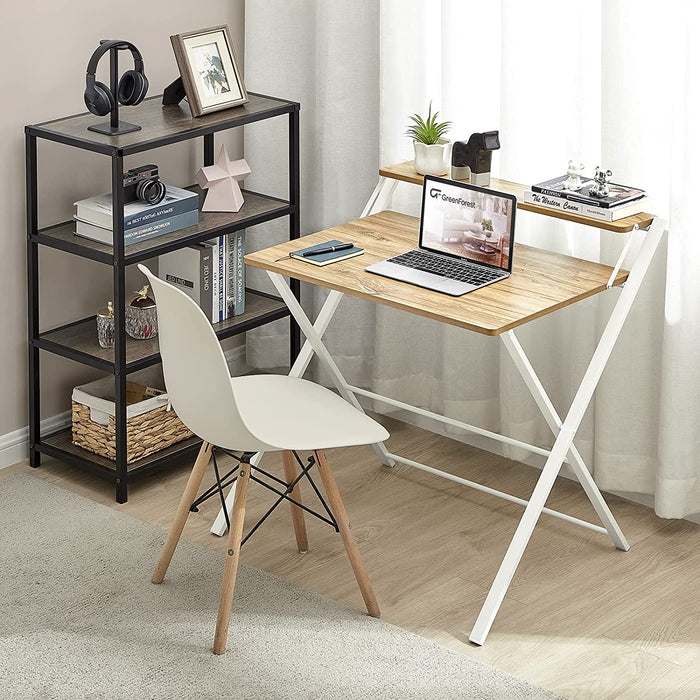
[84,40,149,116]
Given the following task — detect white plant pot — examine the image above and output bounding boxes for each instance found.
[413,139,450,176]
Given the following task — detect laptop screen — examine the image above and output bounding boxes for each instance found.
[419,175,517,272]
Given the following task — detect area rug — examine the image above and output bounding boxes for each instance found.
[0,474,561,699]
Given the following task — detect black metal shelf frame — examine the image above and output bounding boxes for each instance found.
[26,92,302,502]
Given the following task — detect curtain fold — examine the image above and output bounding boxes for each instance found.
[244,0,699,518]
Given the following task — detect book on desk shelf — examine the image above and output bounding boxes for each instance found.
[157,231,245,324]
[524,190,650,222]
[532,175,645,209]
[290,239,364,266]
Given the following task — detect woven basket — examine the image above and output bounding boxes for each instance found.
[71,379,193,464]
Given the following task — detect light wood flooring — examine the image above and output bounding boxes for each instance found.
[4,416,699,699]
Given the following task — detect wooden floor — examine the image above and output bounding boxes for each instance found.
[4,416,700,699]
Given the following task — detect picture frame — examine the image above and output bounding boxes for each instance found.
[170,25,248,117]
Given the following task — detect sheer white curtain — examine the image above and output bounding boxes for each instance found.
[245,0,700,518]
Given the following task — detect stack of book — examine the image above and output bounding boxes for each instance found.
[74,185,199,246]
[157,230,245,324]
[525,175,649,223]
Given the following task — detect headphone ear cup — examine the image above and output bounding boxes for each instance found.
[85,81,114,116]
[118,70,148,106]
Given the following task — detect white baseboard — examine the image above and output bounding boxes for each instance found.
[0,345,250,471]
[0,411,71,470]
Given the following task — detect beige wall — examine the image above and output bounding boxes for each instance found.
[0,1,244,435]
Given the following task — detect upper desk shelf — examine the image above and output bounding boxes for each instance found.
[379,161,654,234]
[25,92,300,156]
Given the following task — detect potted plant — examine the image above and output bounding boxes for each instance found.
[406,103,452,176]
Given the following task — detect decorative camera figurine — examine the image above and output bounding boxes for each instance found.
[562,160,585,191]
[123,164,166,205]
[589,166,613,198]
[451,131,500,186]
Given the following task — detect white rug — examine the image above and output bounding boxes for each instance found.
[0,474,562,699]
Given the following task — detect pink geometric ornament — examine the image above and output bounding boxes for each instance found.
[195,145,251,213]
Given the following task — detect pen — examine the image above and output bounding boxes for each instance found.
[302,242,354,257]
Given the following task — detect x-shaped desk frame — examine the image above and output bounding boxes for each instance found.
[211,172,664,645]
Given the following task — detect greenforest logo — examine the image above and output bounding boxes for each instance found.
[429,188,476,208]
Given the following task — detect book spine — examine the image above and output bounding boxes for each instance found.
[76,194,199,230]
[225,234,236,320]
[115,210,197,245]
[529,184,609,207]
[124,196,199,229]
[199,245,214,323]
[524,191,646,222]
[218,235,225,322]
[210,239,220,324]
[235,229,245,315]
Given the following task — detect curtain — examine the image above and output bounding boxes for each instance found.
[244,0,699,519]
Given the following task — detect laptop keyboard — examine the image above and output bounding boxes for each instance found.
[388,249,505,285]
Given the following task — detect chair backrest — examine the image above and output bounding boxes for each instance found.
[137,264,269,451]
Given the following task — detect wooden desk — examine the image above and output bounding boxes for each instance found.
[246,210,629,336]
[239,200,664,646]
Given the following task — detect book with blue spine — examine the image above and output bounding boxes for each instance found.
[74,184,199,230]
[74,209,199,246]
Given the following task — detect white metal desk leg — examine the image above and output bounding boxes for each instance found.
[211,291,345,536]
[470,217,665,645]
[289,290,345,378]
[361,178,398,218]
[501,330,629,551]
[267,271,395,466]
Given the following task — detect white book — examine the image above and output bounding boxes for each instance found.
[524,190,650,222]
[158,243,216,323]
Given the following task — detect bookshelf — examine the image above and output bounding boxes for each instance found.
[26,92,301,502]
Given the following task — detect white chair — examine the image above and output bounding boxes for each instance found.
[138,264,388,655]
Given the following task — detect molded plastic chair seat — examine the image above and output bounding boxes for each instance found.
[229,374,390,451]
[138,263,386,655]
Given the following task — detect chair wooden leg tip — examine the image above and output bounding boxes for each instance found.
[212,646,226,655]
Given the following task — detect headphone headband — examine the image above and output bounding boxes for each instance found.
[86,39,144,77]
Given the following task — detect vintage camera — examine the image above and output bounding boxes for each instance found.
[123,164,166,205]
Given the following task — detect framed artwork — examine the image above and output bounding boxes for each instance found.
[170,25,248,117]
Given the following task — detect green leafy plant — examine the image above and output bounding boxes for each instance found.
[481,218,494,232]
[405,102,451,145]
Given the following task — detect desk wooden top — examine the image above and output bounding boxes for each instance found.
[379,161,655,234]
[245,211,629,336]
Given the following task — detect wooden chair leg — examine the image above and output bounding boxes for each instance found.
[153,441,213,584]
[213,463,251,655]
[282,450,309,553]
[313,449,380,618]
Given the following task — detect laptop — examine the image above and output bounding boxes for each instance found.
[366,175,517,296]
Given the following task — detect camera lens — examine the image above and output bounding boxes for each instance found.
[136,178,166,205]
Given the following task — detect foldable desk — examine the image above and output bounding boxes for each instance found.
[214,165,664,645]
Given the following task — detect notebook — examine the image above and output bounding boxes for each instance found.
[291,239,364,266]
[365,175,516,296]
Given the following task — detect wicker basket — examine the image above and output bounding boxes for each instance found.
[71,377,193,463]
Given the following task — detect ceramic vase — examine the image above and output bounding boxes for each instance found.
[413,139,450,176]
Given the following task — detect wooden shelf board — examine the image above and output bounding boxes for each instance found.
[37,290,288,371]
[379,161,654,234]
[35,189,291,265]
[39,427,202,474]
[27,92,299,155]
